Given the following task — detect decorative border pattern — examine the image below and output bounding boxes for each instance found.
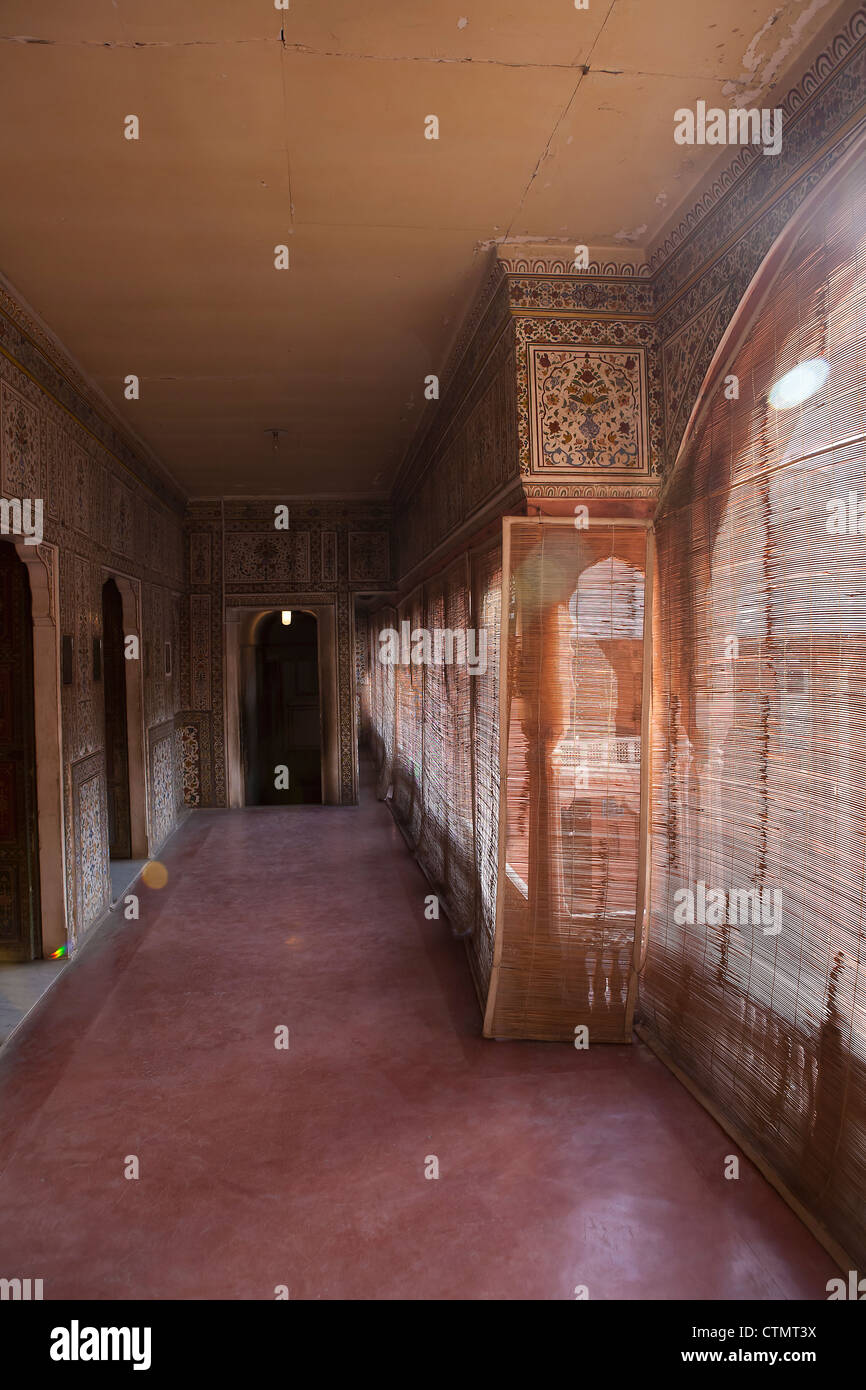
[70,752,108,937]
[661,288,735,458]
[189,594,211,712]
[524,482,660,499]
[348,531,391,583]
[500,255,651,277]
[225,531,311,586]
[176,709,213,807]
[648,9,866,276]
[147,720,176,853]
[179,722,201,807]
[507,274,654,316]
[321,531,337,583]
[189,532,212,587]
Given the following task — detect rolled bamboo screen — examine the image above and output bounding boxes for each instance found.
[362,541,503,998]
[484,518,649,1042]
[420,573,447,893]
[420,560,474,935]
[393,586,424,846]
[364,602,396,799]
[641,146,866,1264]
[469,539,502,996]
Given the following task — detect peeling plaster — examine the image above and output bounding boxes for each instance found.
[741,7,784,77]
[615,225,648,243]
[721,0,832,102]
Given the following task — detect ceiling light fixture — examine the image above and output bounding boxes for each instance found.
[281,610,292,626]
[768,357,830,410]
[265,428,289,451]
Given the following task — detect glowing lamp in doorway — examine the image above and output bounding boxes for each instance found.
[281,610,292,626]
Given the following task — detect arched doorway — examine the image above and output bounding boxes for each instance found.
[242,610,323,805]
[101,577,132,859]
[0,541,41,961]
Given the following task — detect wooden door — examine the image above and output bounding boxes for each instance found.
[0,542,41,960]
[102,578,131,858]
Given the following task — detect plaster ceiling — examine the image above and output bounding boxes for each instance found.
[0,0,850,498]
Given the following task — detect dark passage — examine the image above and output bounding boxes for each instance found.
[244,610,322,805]
[0,542,40,960]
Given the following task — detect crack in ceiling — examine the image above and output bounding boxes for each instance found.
[0,0,848,497]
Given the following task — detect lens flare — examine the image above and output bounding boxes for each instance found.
[49,944,67,959]
[141,860,169,890]
[768,357,830,410]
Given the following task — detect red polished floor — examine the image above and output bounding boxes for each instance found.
[0,763,838,1300]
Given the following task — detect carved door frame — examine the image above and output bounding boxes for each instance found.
[2,540,68,958]
[225,603,341,808]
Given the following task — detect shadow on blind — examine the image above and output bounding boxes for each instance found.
[641,136,866,1267]
[360,539,502,1004]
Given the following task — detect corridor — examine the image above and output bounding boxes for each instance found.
[0,764,835,1301]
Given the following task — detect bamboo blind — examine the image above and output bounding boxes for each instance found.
[421,572,449,892]
[641,148,866,1265]
[363,602,396,800]
[469,539,503,997]
[393,587,424,846]
[484,518,650,1042]
[363,542,503,998]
